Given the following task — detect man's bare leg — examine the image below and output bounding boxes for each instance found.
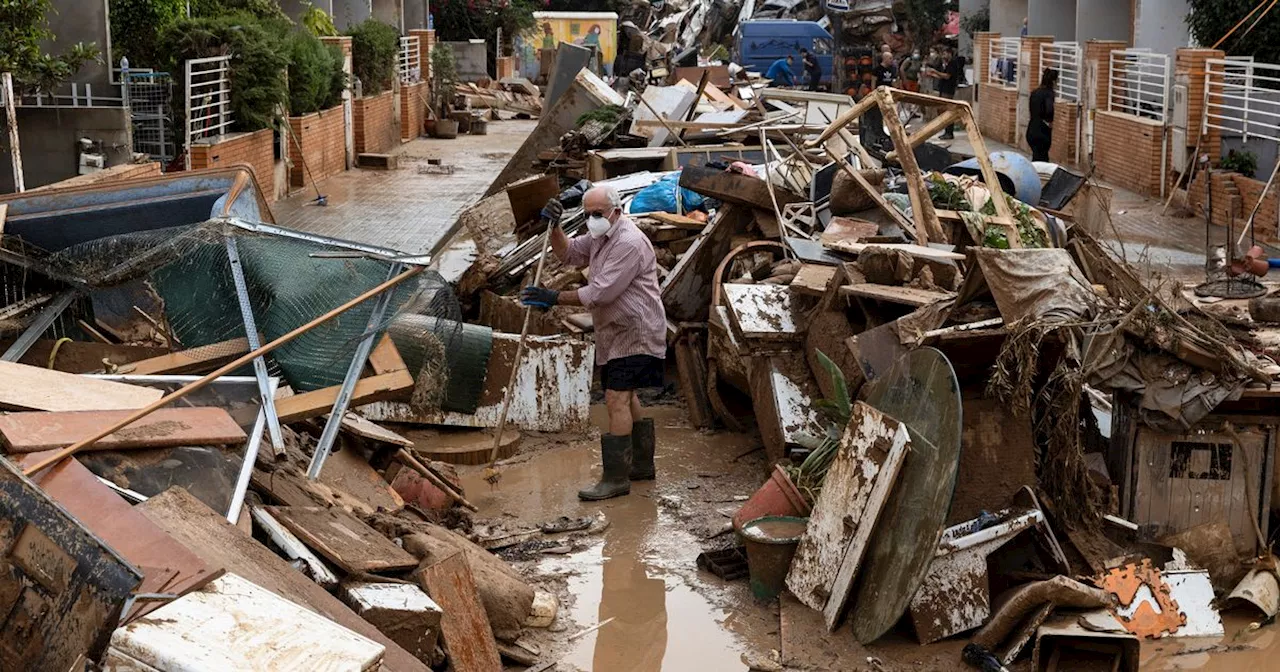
[605,389,634,436]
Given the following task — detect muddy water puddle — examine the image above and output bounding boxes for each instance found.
[459,407,774,671]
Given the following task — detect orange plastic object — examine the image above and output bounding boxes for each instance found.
[1098,560,1186,639]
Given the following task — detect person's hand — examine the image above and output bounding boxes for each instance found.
[541,198,564,228]
[520,286,559,309]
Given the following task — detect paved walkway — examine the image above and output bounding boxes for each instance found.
[271,118,538,254]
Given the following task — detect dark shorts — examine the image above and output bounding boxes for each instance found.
[600,355,665,391]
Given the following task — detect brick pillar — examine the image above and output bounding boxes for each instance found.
[1084,40,1127,113]
[1021,36,1054,88]
[1175,48,1225,160]
[321,35,355,169]
[409,28,435,101]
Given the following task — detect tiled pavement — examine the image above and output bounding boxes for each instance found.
[271,118,538,254]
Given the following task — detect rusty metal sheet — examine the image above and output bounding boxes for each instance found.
[361,335,594,432]
[0,457,142,671]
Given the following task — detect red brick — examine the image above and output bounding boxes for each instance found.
[190,128,276,200]
[400,81,427,142]
[1093,110,1166,197]
[1049,100,1080,167]
[353,90,399,155]
[978,85,1018,145]
[288,104,347,189]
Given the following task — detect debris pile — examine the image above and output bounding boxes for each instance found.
[466,78,1280,668]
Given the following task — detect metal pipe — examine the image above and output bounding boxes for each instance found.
[2,290,77,361]
[224,236,285,455]
[227,376,278,524]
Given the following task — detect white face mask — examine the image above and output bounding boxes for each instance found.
[587,215,612,238]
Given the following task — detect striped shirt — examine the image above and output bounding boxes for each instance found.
[563,216,667,365]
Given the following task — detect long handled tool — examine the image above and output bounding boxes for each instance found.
[23,266,426,476]
[483,227,552,486]
[282,118,328,206]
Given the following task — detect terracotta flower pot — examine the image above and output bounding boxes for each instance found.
[732,465,812,533]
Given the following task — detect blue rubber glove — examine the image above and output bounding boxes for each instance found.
[521,286,559,309]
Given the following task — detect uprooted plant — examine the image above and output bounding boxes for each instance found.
[784,350,850,504]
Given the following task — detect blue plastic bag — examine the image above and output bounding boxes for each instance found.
[629,172,707,214]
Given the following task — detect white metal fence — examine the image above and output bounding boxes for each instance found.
[1108,49,1171,123]
[399,36,422,83]
[184,55,233,170]
[1204,58,1280,144]
[16,81,126,108]
[1040,42,1082,103]
[987,37,1020,86]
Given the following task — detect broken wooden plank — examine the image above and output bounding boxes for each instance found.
[318,445,405,513]
[0,457,142,671]
[661,204,751,323]
[678,164,804,211]
[822,238,965,261]
[0,360,163,411]
[749,353,826,463]
[791,264,837,297]
[0,407,246,453]
[123,337,252,375]
[108,573,387,670]
[252,466,380,515]
[11,339,169,374]
[274,370,415,424]
[784,403,909,630]
[339,581,443,666]
[250,506,340,589]
[367,334,408,375]
[839,283,956,308]
[673,329,714,430]
[267,506,419,575]
[415,552,503,672]
[339,412,414,447]
[646,211,708,229]
[135,488,430,672]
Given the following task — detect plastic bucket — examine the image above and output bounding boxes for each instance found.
[732,465,811,533]
[741,515,807,600]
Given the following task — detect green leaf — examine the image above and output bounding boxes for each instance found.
[815,349,851,424]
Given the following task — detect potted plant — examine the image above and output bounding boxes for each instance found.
[431,43,460,138]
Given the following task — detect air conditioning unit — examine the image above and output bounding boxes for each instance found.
[1172,83,1189,131]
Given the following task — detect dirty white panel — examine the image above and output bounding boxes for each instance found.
[343,582,442,615]
[361,335,594,432]
[109,573,385,671]
[630,85,698,147]
[1163,571,1224,637]
[723,283,800,339]
[770,363,825,445]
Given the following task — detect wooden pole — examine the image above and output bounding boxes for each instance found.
[22,265,426,476]
[396,448,478,512]
[2,73,24,193]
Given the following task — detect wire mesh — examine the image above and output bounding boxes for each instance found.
[0,219,468,408]
[126,72,177,167]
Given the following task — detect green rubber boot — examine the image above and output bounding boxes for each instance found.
[629,418,656,481]
[578,434,632,501]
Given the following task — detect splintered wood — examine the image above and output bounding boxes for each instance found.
[266,506,419,575]
[0,360,163,411]
[0,407,246,453]
[784,402,910,631]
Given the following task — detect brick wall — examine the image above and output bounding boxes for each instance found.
[978,84,1018,145]
[974,32,999,84]
[1094,110,1166,197]
[1049,100,1080,167]
[1021,36,1054,89]
[1085,40,1127,112]
[190,129,275,200]
[400,81,427,141]
[320,35,352,61]
[353,90,399,155]
[1187,170,1280,242]
[287,104,346,190]
[409,29,435,82]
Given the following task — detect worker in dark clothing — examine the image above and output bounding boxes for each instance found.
[926,46,963,139]
[1027,69,1058,162]
[872,53,896,88]
[800,48,822,91]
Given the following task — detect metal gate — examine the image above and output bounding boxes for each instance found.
[184,55,233,170]
[125,71,177,168]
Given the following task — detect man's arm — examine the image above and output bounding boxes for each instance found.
[550,221,570,261]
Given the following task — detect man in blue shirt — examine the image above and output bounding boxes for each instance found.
[766,55,796,87]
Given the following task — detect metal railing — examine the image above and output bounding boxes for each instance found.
[1204,57,1280,144]
[184,55,233,170]
[1040,42,1082,103]
[987,37,1020,86]
[1108,49,1170,123]
[399,36,422,83]
[16,81,126,108]
[126,71,177,168]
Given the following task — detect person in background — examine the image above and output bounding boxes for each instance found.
[800,48,822,91]
[873,52,896,89]
[766,55,796,87]
[1027,68,1058,161]
[1021,17,1029,37]
[901,49,922,92]
[926,46,962,138]
[521,186,666,501]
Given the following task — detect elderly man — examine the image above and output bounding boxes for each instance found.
[521,186,666,501]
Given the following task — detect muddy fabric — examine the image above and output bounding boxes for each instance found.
[1086,334,1244,433]
[973,248,1096,324]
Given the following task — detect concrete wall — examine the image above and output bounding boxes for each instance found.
[1075,0,1130,43]
[1029,0,1076,41]
[1133,0,1191,59]
[45,0,112,90]
[372,0,403,32]
[990,0,1028,39]
[403,0,428,31]
[0,106,133,193]
[445,41,490,81]
[334,0,373,32]
[959,0,989,59]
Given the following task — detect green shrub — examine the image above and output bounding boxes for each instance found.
[347,19,399,96]
[157,13,288,132]
[431,43,459,116]
[189,0,289,22]
[108,0,186,68]
[0,0,100,95]
[286,31,345,115]
[1221,149,1259,179]
[301,1,338,37]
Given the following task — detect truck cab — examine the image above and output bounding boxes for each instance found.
[735,20,834,86]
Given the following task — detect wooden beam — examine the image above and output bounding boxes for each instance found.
[0,360,163,411]
[878,86,973,109]
[274,370,414,424]
[822,146,918,240]
[124,337,252,375]
[0,407,246,453]
[810,92,882,146]
[878,89,944,244]
[366,334,407,375]
[958,108,1019,245]
[884,109,964,160]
